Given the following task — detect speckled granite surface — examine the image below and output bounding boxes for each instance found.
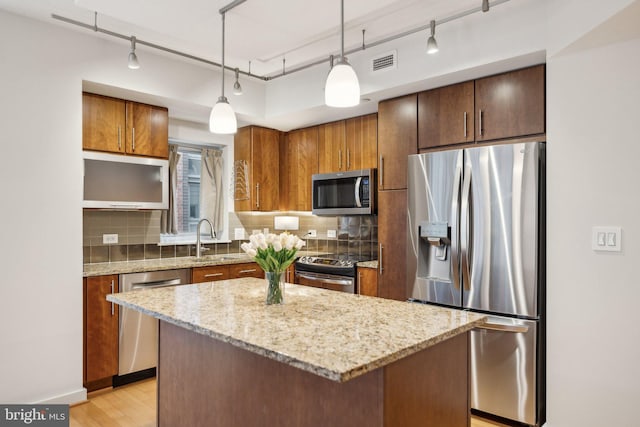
[107,278,485,382]
[83,251,322,277]
[357,260,378,269]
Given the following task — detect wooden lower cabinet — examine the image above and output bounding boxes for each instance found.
[192,265,230,283]
[377,190,408,301]
[285,265,295,283]
[229,262,263,279]
[193,262,265,283]
[84,275,119,390]
[357,267,378,297]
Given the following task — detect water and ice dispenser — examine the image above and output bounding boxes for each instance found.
[417,221,452,283]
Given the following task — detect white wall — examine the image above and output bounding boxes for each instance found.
[545,2,640,426]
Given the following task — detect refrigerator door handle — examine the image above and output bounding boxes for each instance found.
[450,156,462,290]
[475,322,529,334]
[460,164,472,290]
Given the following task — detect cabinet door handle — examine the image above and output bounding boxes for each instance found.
[204,273,224,278]
[478,110,483,137]
[256,183,260,209]
[131,127,136,151]
[379,156,384,189]
[110,279,115,316]
[117,126,122,150]
[238,269,257,274]
[463,112,468,138]
[338,149,342,170]
[378,244,384,275]
[347,149,351,170]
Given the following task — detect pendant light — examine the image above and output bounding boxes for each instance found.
[426,20,439,54]
[324,0,360,108]
[209,12,237,134]
[128,36,140,69]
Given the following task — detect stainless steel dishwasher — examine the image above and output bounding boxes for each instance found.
[118,268,191,379]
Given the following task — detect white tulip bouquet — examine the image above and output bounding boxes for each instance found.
[241,232,305,304]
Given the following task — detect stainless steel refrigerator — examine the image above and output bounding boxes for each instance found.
[407,141,545,426]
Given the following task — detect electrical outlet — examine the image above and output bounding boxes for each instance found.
[263,228,269,235]
[308,229,317,238]
[103,234,118,244]
[327,230,337,238]
[252,229,261,235]
[234,228,245,240]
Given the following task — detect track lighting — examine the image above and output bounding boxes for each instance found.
[128,36,140,69]
[325,0,360,108]
[233,68,243,95]
[209,12,237,134]
[426,20,438,55]
[482,0,490,12]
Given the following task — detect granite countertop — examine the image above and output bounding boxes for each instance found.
[83,250,322,277]
[107,278,485,383]
[357,260,378,269]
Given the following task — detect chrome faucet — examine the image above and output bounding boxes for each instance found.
[196,218,216,259]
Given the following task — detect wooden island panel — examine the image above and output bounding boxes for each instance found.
[158,320,469,427]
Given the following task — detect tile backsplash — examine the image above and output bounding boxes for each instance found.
[83,210,377,264]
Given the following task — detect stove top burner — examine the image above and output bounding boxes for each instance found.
[297,254,371,268]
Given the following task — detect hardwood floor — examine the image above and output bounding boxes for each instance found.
[70,378,509,426]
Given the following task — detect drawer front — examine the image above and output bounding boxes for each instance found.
[192,265,230,283]
[230,262,264,279]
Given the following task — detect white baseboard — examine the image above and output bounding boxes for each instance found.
[37,387,87,405]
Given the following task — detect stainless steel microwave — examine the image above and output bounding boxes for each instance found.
[311,169,376,215]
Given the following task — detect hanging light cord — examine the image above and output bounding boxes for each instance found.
[220,12,226,99]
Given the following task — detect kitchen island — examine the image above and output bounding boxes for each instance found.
[107,278,485,427]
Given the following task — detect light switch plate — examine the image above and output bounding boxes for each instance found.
[103,234,118,244]
[327,229,337,238]
[592,226,621,252]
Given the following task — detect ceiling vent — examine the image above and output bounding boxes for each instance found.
[371,50,397,73]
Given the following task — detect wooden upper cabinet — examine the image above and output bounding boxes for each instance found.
[418,81,475,149]
[83,93,126,154]
[125,102,169,158]
[345,114,378,171]
[234,126,280,212]
[84,275,119,385]
[280,127,318,211]
[475,65,545,142]
[378,95,418,190]
[318,121,345,173]
[82,92,169,159]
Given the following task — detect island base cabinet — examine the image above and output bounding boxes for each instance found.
[157,321,469,427]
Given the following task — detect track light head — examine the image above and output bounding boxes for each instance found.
[427,20,439,54]
[482,0,490,12]
[233,68,243,95]
[128,36,140,69]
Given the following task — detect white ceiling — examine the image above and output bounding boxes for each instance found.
[0,0,487,76]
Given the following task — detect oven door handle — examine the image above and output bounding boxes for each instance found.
[295,272,353,287]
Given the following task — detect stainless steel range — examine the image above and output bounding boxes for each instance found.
[294,255,369,293]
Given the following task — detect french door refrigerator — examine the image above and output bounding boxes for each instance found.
[407,141,545,426]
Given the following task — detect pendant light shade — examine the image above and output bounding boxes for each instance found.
[209,96,237,134]
[209,12,237,134]
[324,0,360,108]
[325,58,360,107]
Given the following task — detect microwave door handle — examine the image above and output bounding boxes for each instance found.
[354,177,362,207]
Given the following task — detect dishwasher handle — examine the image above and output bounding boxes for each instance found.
[131,278,183,290]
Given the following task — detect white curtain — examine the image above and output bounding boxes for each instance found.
[161,145,181,234]
[200,148,224,238]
